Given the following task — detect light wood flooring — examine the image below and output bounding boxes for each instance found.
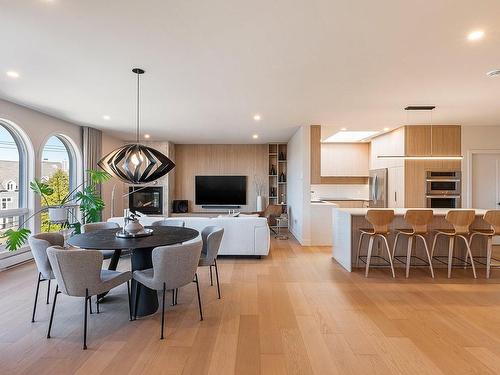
[1,235,500,375]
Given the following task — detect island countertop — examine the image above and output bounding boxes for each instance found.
[332,207,489,272]
[334,207,488,216]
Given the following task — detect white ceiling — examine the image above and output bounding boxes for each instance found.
[0,0,499,144]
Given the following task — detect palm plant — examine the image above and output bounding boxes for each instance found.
[1,169,111,251]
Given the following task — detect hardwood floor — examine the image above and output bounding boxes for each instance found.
[1,236,500,374]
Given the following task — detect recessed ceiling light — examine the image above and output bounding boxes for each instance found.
[467,30,485,41]
[6,71,19,78]
[144,134,151,139]
[252,134,259,139]
[253,114,261,121]
[340,127,347,131]
[383,127,390,131]
[486,69,500,77]
[102,115,111,120]
[324,131,379,143]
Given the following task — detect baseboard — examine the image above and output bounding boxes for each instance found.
[0,249,33,271]
[289,227,312,246]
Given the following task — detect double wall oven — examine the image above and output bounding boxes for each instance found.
[425,171,461,208]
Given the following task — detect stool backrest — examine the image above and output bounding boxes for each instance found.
[404,210,434,234]
[483,210,500,235]
[365,210,394,234]
[445,210,475,234]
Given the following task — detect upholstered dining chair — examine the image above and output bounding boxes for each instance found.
[46,247,132,350]
[28,232,65,323]
[198,226,224,299]
[82,221,123,260]
[151,219,185,227]
[132,240,203,340]
[261,204,283,234]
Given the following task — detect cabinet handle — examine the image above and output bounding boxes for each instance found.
[395,191,397,202]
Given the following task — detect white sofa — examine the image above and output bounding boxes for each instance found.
[107,216,270,257]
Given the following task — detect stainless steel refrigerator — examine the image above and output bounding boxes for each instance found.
[369,168,388,208]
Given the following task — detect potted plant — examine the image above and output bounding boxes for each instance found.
[1,169,111,251]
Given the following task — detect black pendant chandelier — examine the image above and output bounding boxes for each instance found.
[98,68,175,184]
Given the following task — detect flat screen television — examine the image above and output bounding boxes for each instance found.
[195,176,247,206]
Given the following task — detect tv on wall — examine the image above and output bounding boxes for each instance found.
[195,176,247,206]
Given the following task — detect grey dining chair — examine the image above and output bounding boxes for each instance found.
[46,246,132,350]
[151,219,185,227]
[133,240,203,340]
[28,232,65,323]
[82,221,124,260]
[198,226,224,299]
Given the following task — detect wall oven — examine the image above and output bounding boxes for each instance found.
[425,171,461,208]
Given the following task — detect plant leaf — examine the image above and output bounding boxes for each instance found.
[87,169,112,185]
[30,180,54,197]
[1,228,31,251]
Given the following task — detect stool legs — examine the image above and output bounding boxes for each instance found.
[487,236,493,279]
[416,235,435,278]
[447,237,455,278]
[458,235,476,279]
[356,233,366,268]
[405,236,414,279]
[380,235,396,278]
[365,236,374,277]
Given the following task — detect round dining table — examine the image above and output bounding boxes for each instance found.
[68,225,199,317]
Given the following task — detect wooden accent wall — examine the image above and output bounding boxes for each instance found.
[404,125,461,207]
[310,125,369,185]
[173,144,268,212]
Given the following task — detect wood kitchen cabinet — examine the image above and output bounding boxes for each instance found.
[405,125,461,156]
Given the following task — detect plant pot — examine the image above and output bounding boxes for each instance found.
[48,207,68,223]
[256,195,264,211]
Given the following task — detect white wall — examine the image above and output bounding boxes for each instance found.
[462,126,500,207]
[101,132,125,219]
[287,126,311,245]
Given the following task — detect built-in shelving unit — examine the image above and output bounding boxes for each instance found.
[268,143,288,229]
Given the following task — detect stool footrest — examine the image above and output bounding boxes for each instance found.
[393,255,431,267]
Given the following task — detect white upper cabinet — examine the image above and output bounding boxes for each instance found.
[320,143,369,176]
[369,127,405,169]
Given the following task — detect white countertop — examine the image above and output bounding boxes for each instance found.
[333,207,488,216]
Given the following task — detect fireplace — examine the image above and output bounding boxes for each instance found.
[128,186,163,215]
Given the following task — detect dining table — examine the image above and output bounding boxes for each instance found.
[68,225,199,317]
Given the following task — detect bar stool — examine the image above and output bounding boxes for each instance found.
[356,209,396,278]
[431,210,477,278]
[392,210,435,278]
[468,210,500,278]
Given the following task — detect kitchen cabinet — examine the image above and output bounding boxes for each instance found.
[387,166,405,208]
[321,143,369,177]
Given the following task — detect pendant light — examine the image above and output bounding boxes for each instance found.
[98,68,175,184]
[377,106,463,160]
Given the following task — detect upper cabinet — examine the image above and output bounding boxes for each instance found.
[405,125,461,156]
[369,127,405,169]
[321,143,369,176]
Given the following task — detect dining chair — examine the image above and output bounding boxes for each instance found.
[198,226,224,299]
[46,246,132,350]
[82,221,123,260]
[392,210,435,278]
[28,233,65,323]
[151,219,185,227]
[356,209,396,278]
[132,240,203,340]
[431,210,477,278]
[468,210,500,278]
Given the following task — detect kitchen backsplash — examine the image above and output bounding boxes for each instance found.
[310,184,369,200]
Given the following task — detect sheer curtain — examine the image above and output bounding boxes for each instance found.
[81,126,102,197]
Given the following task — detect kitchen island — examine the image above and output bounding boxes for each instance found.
[332,208,489,272]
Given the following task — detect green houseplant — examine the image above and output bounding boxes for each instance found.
[1,169,111,251]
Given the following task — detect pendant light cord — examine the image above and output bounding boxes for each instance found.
[136,71,140,143]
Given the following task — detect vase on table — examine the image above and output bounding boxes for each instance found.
[256,195,264,211]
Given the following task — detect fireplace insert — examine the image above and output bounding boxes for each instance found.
[128,186,163,215]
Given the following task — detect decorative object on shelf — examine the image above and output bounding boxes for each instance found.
[279,151,286,161]
[1,170,111,251]
[279,172,286,182]
[270,187,276,197]
[270,164,276,175]
[280,193,286,205]
[98,68,175,184]
[254,175,264,211]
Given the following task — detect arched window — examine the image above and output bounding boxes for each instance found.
[40,135,77,232]
[0,121,28,249]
